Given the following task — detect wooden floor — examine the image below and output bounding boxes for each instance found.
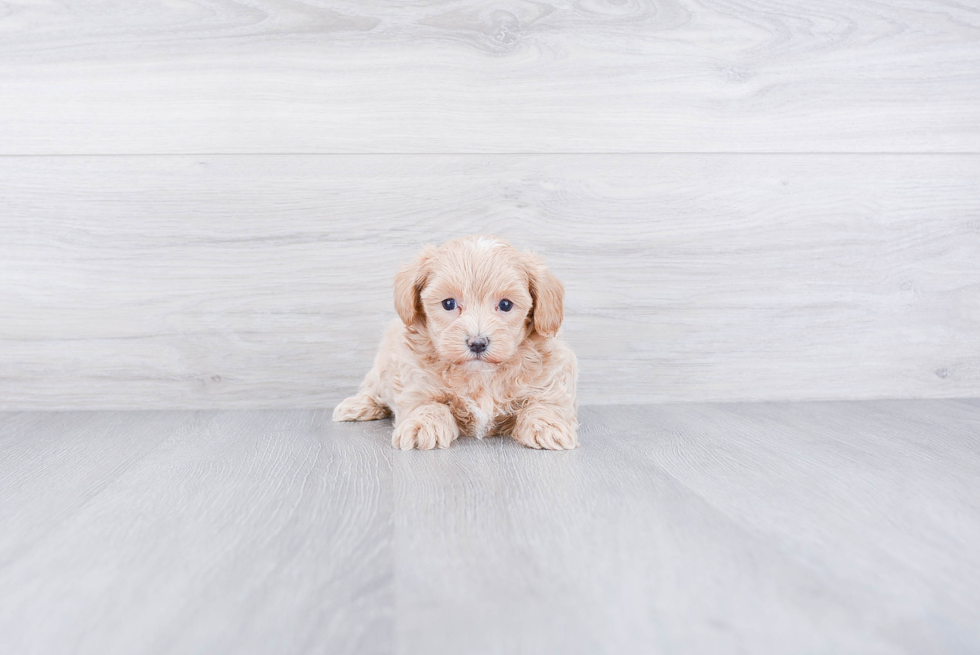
[2,400,978,654]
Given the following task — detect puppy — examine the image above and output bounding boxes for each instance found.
[333,235,578,450]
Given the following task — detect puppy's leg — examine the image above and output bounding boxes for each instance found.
[512,403,578,450]
[392,403,459,450]
[333,366,389,422]
[333,392,389,421]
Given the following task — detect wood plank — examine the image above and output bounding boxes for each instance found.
[0,410,394,655]
[1,402,978,653]
[393,401,980,653]
[1,1,978,153]
[0,411,187,567]
[1,155,977,408]
[617,401,980,653]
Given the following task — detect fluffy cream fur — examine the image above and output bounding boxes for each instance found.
[333,235,578,450]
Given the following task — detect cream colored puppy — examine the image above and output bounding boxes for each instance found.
[333,236,578,450]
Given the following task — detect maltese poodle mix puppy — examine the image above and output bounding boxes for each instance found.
[333,235,578,450]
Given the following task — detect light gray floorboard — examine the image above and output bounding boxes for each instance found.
[3,155,978,409]
[0,411,393,655]
[1,0,978,153]
[1,400,978,654]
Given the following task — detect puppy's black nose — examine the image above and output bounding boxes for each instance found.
[467,336,489,354]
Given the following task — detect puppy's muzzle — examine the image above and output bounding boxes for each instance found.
[466,335,489,354]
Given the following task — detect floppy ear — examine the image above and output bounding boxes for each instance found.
[393,245,436,327]
[525,252,564,338]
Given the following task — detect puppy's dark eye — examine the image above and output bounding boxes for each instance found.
[498,299,513,312]
[441,298,457,311]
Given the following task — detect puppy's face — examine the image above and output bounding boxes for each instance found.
[394,236,564,369]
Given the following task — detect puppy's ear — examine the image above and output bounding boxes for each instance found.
[525,252,564,338]
[394,245,436,327]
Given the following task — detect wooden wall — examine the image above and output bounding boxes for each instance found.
[1,1,978,408]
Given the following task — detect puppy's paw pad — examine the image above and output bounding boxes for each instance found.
[333,394,389,422]
[392,418,457,450]
[514,418,578,450]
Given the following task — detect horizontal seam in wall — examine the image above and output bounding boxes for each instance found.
[1,152,979,157]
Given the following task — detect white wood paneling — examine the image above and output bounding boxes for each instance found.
[1,0,978,154]
[1,154,977,408]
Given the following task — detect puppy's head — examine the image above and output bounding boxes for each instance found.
[394,236,564,368]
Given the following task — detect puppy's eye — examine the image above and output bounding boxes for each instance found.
[498,299,513,312]
[441,298,457,311]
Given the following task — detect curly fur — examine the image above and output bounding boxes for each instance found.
[333,235,578,450]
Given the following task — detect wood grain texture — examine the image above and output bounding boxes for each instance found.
[1,154,977,409]
[394,401,980,653]
[1,401,979,653]
[1,0,978,154]
[0,410,394,655]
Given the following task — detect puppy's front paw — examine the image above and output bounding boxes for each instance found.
[333,393,389,422]
[512,411,578,450]
[392,404,459,450]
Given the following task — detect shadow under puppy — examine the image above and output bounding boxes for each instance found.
[333,235,578,450]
